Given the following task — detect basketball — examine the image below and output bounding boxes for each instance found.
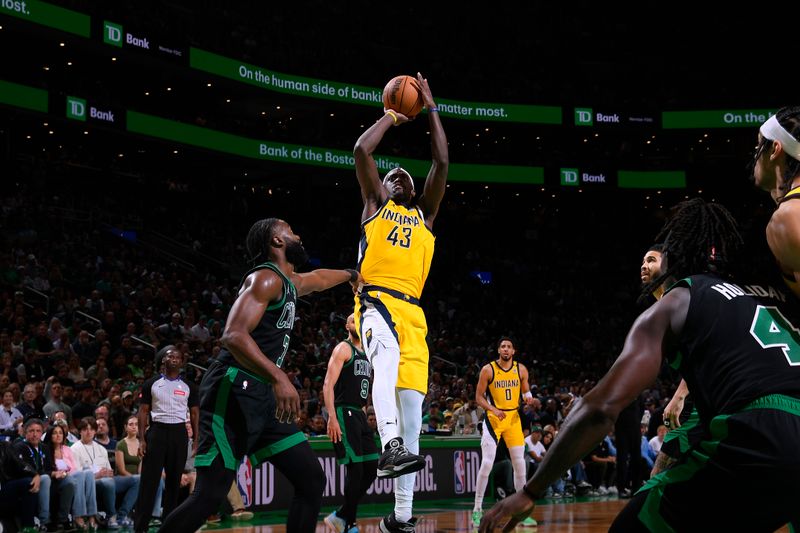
[382,75,423,118]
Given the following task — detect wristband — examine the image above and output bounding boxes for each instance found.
[386,110,398,124]
[428,106,439,113]
[345,269,359,283]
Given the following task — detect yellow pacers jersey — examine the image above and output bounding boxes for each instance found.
[487,361,522,411]
[358,199,435,299]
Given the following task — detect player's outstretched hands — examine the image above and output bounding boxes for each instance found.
[478,491,536,532]
[384,108,411,125]
[415,72,436,110]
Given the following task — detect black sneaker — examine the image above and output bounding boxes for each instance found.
[379,512,418,533]
[377,437,425,479]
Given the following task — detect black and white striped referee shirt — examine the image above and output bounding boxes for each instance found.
[139,374,199,424]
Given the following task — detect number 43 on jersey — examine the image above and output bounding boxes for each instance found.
[386,225,411,248]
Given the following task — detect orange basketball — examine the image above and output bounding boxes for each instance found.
[382,75,423,118]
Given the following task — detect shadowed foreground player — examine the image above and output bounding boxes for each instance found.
[480,199,800,532]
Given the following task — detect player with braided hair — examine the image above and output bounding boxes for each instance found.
[480,198,800,532]
[161,218,363,533]
[639,198,743,300]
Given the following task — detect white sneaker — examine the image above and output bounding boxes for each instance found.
[324,510,346,533]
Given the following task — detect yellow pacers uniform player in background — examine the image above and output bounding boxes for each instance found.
[352,73,448,531]
[472,337,535,527]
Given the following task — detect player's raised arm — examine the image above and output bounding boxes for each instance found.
[415,73,449,228]
[354,110,409,221]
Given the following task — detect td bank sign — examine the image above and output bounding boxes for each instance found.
[66,96,115,124]
[103,20,150,49]
[560,168,607,187]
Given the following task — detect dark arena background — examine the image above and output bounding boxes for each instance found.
[1,2,797,532]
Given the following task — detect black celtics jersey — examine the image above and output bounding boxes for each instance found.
[334,340,371,407]
[216,262,296,370]
[670,273,800,420]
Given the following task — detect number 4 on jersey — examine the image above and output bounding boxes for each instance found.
[749,305,800,366]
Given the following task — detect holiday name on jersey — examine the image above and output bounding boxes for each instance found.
[710,282,786,302]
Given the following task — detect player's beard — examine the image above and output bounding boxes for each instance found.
[285,239,309,268]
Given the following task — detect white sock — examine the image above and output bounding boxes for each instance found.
[394,388,424,522]
[510,445,527,492]
[474,425,498,512]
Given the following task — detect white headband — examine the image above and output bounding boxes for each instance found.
[385,167,415,191]
[760,115,800,161]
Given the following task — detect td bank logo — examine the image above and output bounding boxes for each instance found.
[66,96,87,121]
[575,108,593,126]
[560,168,579,187]
[104,21,123,47]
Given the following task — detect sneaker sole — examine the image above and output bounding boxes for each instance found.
[379,519,412,533]
[379,516,420,533]
[376,457,426,479]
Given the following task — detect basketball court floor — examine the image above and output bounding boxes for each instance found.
[195,497,793,532]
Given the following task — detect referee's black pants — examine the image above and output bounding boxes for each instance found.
[134,422,188,532]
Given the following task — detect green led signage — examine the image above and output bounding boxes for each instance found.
[0,80,48,112]
[189,48,561,124]
[662,109,775,129]
[126,111,544,183]
[0,0,89,36]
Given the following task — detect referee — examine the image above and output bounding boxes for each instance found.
[133,345,199,533]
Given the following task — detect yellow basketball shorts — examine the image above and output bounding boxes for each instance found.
[484,409,524,449]
[355,288,429,393]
